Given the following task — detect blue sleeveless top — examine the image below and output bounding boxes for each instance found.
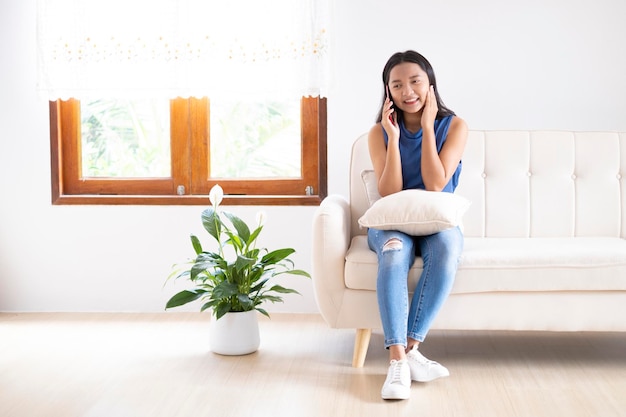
[383,115,461,193]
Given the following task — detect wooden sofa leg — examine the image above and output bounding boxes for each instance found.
[352,328,372,368]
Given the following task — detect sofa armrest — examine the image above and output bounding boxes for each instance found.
[311,194,352,327]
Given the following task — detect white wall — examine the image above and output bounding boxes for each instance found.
[2,0,626,312]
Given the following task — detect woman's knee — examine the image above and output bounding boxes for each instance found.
[368,229,414,253]
[422,227,464,264]
[433,227,463,251]
[382,237,403,252]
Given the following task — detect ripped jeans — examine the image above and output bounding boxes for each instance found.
[367,227,463,348]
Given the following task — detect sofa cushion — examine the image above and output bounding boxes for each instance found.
[360,170,382,206]
[357,188,471,236]
[345,235,626,294]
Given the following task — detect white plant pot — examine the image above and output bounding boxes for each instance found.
[209,310,260,355]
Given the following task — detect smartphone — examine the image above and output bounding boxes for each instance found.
[386,86,396,125]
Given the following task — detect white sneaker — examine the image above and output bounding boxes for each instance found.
[406,345,450,382]
[381,359,411,400]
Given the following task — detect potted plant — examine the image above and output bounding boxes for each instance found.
[165,184,310,355]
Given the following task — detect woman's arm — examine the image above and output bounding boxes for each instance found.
[367,91,405,197]
[420,87,468,191]
[368,123,404,197]
[421,116,468,191]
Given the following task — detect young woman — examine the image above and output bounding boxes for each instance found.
[367,50,468,400]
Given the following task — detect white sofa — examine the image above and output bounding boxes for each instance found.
[312,130,626,367]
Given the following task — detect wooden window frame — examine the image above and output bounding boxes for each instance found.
[49,97,327,206]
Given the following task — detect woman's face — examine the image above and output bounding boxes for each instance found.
[387,62,430,114]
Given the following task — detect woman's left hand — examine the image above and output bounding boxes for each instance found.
[421,85,438,128]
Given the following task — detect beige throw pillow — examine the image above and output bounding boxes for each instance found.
[361,170,382,206]
[358,188,471,236]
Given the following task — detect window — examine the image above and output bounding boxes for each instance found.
[50,97,326,205]
[39,0,331,205]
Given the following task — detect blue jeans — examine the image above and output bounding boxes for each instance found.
[367,227,463,348]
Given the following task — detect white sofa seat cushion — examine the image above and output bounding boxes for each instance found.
[345,235,626,294]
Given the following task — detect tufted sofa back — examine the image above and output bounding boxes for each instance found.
[349,131,626,239]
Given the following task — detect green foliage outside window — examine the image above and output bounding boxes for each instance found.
[210,99,301,178]
[81,99,171,178]
[81,98,302,179]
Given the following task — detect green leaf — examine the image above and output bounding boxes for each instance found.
[215,303,232,320]
[196,251,217,261]
[237,294,254,310]
[225,231,244,252]
[256,307,270,318]
[277,269,311,278]
[245,248,261,261]
[250,278,269,293]
[190,262,216,281]
[165,289,206,309]
[223,211,251,242]
[261,248,295,265]
[196,253,227,272]
[267,285,300,294]
[247,226,263,247]
[201,208,221,242]
[234,255,256,273]
[200,300,217,312]
[190,234,203,255]
[258,295,283,303]
[212,281,239,299]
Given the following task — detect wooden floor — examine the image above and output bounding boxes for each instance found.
[1,313,625,417]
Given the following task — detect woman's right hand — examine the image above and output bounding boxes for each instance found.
[381,94,399,140]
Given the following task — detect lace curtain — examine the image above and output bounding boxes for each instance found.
[37,0,331,100]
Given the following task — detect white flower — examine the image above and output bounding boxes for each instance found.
[256,210,267,227]
[209,184,224,208]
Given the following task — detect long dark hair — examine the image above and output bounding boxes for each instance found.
[375,50,455,123]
